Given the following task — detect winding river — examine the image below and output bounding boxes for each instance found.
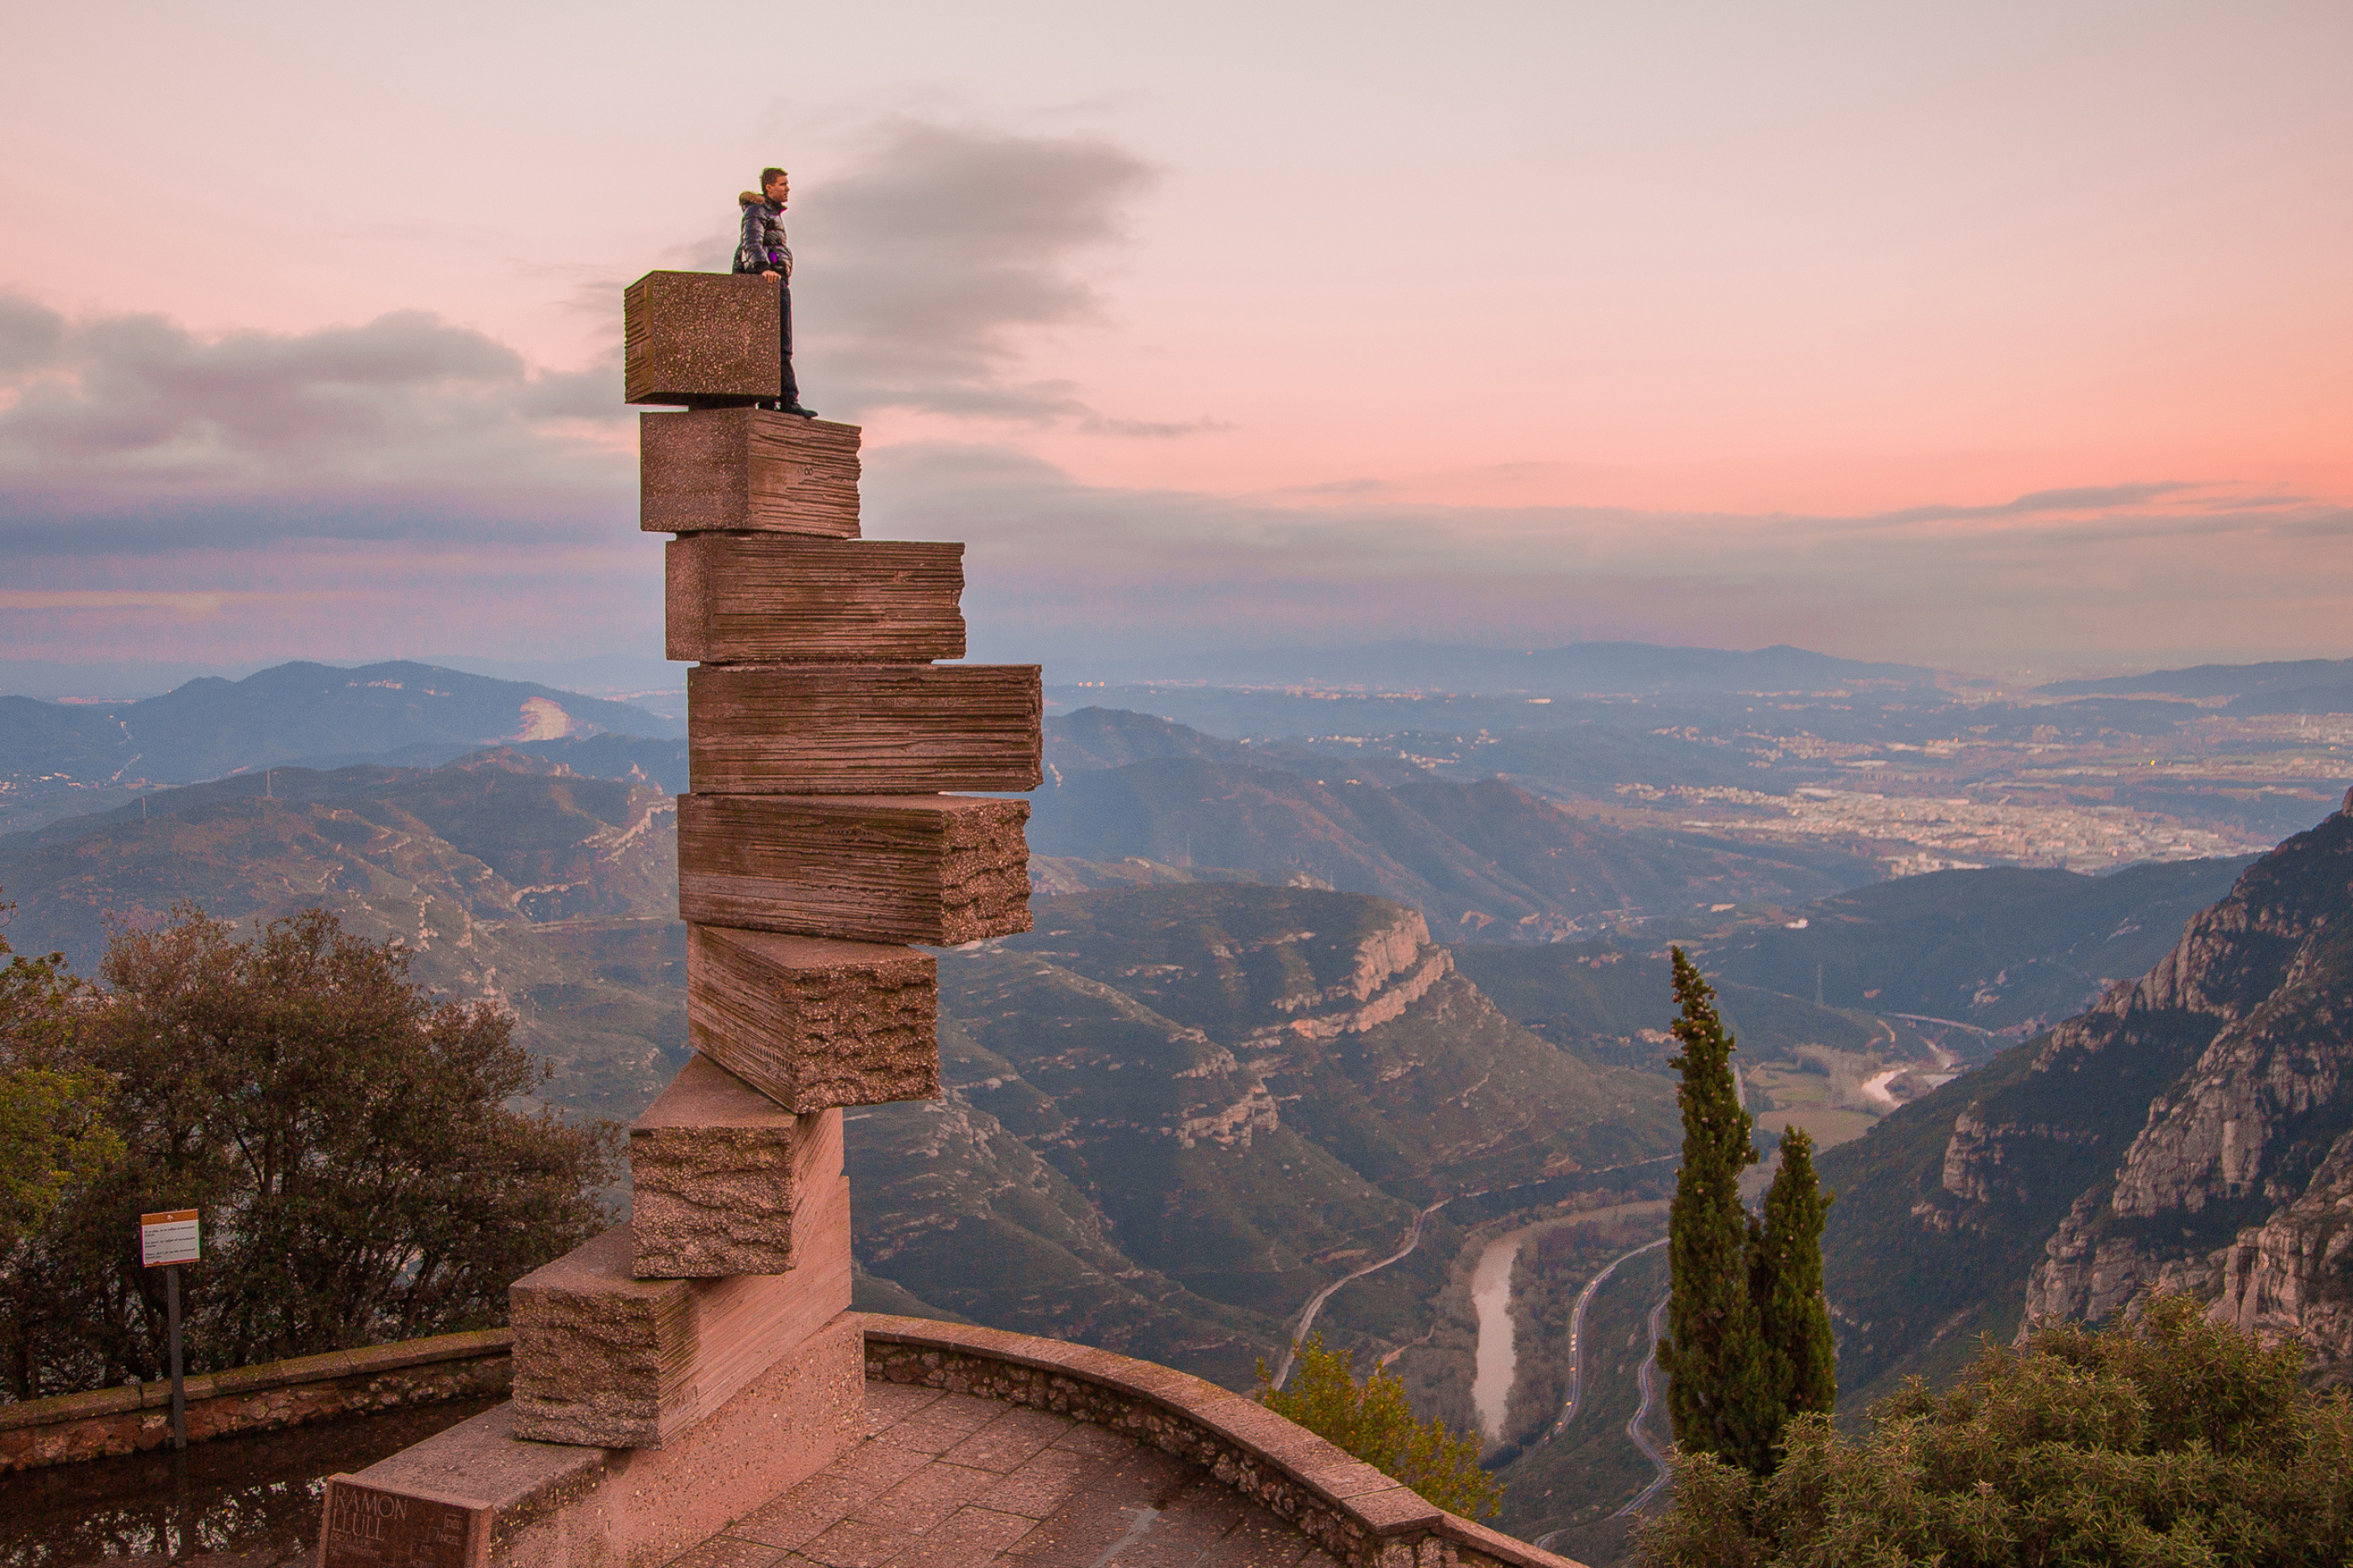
[1467,1201,1668,1440]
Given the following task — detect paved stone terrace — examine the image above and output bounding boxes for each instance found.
[669,1381,1332,1568]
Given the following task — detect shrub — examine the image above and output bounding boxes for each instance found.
[1256,1331,1504,1520]
[1638,1294,2353,1568]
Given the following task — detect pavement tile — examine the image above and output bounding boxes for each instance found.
[827,1439,934,1489]
[1047,1423,1136,1460]
[972,1448,1095,1519]
[800,1516,906,1568]
[1003,1494,1152,1565]
[886,1506,1039,1568]
[663,1537,792,1568]
[939,1416,1064,1475]
[853,1460,998,1534]
[738,1474,870,1551]
[880,1393,1006,1455]
[1104,1445,1193,1496]
[863,1382,947,1434]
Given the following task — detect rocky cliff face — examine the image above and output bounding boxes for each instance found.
[1819,792,2353,1400]
[2020,793,2353,1379]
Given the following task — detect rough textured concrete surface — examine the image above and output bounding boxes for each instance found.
[687,926,940,1113]
[665,534,961,664]
[629,1055,845,1279]
[677,793,1032,945]
[329,1313,865,1568]
[508,1179,852,1448]
[687,663,1043,795]
[640,408,861,535]
[623,273,782,407]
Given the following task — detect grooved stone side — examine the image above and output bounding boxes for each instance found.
[666,535,962,664]
[330,1314,864,1568]
[686,928,940,1113]
[624,273,781,407]
[640,408,861,535]
[688,664,1042,795]
[676,794,1032,945]
[629,1055,845,1279]
[508,1179,851,1449]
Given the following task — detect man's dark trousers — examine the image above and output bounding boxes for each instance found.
[776,282,800,408]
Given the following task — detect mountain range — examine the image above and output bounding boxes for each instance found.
[2040,656,2353,714]
[1817,790,2353,1403]
[0,660,682,834]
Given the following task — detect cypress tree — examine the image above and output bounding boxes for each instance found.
[1656,947,1771,1473]
[1752,1126,1837,1438]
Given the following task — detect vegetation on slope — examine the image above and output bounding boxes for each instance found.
[1640,1297,2353,1568]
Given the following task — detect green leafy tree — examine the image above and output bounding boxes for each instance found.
[1639,1293,2353,1568]
[1256,1332,1503,1520]
[0,909,126,1396]
[1750,1127,1834,1429]
[1,903,621,1396]
[1658,947,1772,1474]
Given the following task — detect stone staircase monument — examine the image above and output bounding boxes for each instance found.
[313,268,1040,1568]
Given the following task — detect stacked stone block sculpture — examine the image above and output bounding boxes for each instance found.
[318,270,1038,1567]
[507,270,1039,1452]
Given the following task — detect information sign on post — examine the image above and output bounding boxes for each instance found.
[139,1209,201,1266]
[139,1208,200,1450]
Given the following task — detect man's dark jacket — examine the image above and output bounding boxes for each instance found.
[735,193,791,277]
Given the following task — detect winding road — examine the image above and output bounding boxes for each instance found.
[1613,1292,1676,1518]
[1549,1237,1667,1438]
[1269,1200,1450,1388]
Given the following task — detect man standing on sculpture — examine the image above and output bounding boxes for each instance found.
[736,167,816,418]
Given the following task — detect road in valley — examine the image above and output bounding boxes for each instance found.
[1549,1236,1668,1438]
[1270,1199,1449,1388]
[1613,1292,1676,1518]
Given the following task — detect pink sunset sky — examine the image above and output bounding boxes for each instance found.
[3,1,2347,683]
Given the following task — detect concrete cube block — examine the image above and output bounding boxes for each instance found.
[666,535,965,665]
[629,1054,845,1279]
[640,408,861,535]
[686,926,940,1113]
[687,664,1042,795]
[624,271,780,406]
[676,793,1032,946]
[508,1176,852,1449]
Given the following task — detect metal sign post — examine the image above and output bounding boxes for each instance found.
[139,1209,201,1450]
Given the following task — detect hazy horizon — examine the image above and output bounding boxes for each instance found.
[5,2,2347,677]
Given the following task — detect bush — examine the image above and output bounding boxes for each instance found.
[0,902,621,1397]
[1256,1331,1503,1520]
[1638,1294,2353,1567]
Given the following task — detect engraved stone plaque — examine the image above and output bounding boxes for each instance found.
[318,1477,490,1568]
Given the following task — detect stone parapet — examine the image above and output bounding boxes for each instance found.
[0,1328,513,1472]
[858,1315,1585,1568]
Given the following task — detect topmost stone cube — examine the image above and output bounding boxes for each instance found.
[624,271,780,407]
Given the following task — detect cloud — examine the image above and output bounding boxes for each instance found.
[793,120,1159,419]
[0,292,632,554]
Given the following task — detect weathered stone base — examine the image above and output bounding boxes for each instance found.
[322,1313,864,1568]
[629,1054,844,1279]
[508,1179,851,1448]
